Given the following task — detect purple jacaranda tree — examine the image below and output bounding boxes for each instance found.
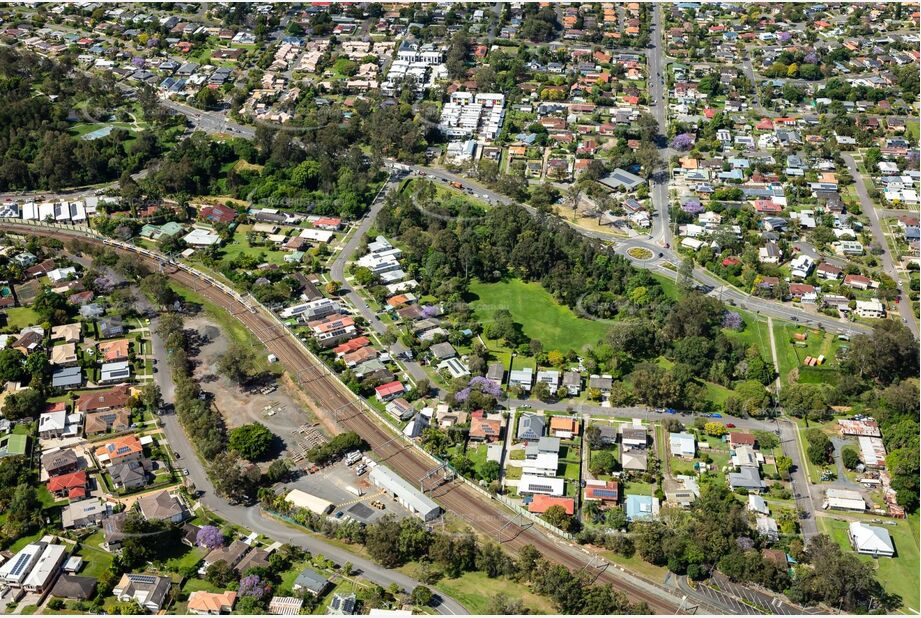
[239,574,270,599]
[722,311,744,331]
[671,133,695,151]
[195,525,224,550]
[455,376,503,402]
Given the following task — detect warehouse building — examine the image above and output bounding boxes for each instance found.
[369,465,441,521]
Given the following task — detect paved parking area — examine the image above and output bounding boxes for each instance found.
[285,460,413,524]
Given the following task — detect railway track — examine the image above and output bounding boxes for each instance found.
[8,223,690,614]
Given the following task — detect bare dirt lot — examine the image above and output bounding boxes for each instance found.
[186,315,322,461]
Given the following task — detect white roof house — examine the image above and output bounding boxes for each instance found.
[0,543,44,586]
[825,488,866,511]
[522,452,559,477]
[518,474,565,496]
[23,544,67,593]
[848,522,895,557]
[669,432,696,458]
[747,494,770,515]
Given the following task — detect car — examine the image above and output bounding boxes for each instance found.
[791,317,798,322]
[726,423,736,428]
[710,413,723,418]
[174,451,181,459]
[182,468,190,476]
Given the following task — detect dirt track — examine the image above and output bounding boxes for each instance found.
[11,224,684,614]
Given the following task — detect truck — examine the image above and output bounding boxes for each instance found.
[450,181,463,189]
[346,485,363,497]
[344,451,361,466]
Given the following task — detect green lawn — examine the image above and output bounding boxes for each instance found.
[774,324,846,385]
[3,307,40,330]
[467,279,614,353]
[817,513,919,612]
[429,570,557,614]
[906,119,919,143]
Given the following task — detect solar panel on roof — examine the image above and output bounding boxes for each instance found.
[130,574,157,585]
[592,489,618,498]
[529,483,553,493]
[10,553,31,576]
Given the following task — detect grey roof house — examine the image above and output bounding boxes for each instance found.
[517,413,545,442]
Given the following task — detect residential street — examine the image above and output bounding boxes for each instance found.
[841,153,918,337]
[149,317,468,615]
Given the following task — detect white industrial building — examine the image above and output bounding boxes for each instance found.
[824,488,866,511]
[369,464,441,521]
[285,489,334,515]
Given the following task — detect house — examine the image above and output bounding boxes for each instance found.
[729,432,756,448]
[756,516,779,541]
[599,168,645,191]
[588,375,613,395]
[486,362,505,386]
[84,408,131,435]
[625,494,659,521]
[202,541,250,572]
[111,461,147,491]
[327,592,357,615]
[47,470,89,501]
[77,384,132,413]
[583,480,619,504]
[848,521,895,558]
[469,413,503,442]
[748,494,770,515]
[549,416,580,438]
[522,450,558,477]
[268,597,304,615]
[517,414,545,441]
[509,368,533,392]
[100,361,131,384]
[95,435,143,467]
[855,298,885,318]
[518,475,566,496]
[292,568,329,596]
[98,339,131,362]
[50,343,78,366]
[50,575,97,601]
[0,543,44,587]
[13,329,44,355]
[51,323,82,343]
[188,591,237,615]
[22,544,68,593]
[113,573,172,613]
[428,341,456,361]
[668,475,700,508]
[669,432,696,458]
[732,445,760,468]
[137,490,188,523]
[374,381,405,402]
[729,467,765,492]
[42,448,79,476]
[561,371,581,396]
[594,425,618,446]
[51,366,84,389]
[622,426,648,449]
[39,410,79,440]
[98,318,125,339]
[825,488,866,511]
[528,495,575,515]
[61,498,107,529]
[198,204,237,225]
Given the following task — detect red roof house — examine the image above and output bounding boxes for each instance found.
[528,495,575,515]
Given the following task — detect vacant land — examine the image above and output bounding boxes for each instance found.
[774,324,846,384]
[467,278,613,352]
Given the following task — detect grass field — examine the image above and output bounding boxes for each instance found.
[773,324,846,384]
[817,513,919,612]
[3,307,40,330]
[906,119,919,143]
[430,571,557,614]
[467,279,614,353]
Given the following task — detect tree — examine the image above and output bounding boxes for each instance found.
[140,273,176,307]
[33,289,69,324]
[585,425,602,449]
[216,343,258,385]
[487,593,525,615]
[2,388,46,420]
[589,451,618,475]
[410,585,433,607]
[196,525,224,549]
[229,423,274,461]
[704,422,728,437]
[532,380,552,402]
[0,348,25,384]
[139,382,162,412]
[205,560,236,587]
[477,460,501,484]
[841,447,861,470]
[542,504,573,531]
[844,321,918,385]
